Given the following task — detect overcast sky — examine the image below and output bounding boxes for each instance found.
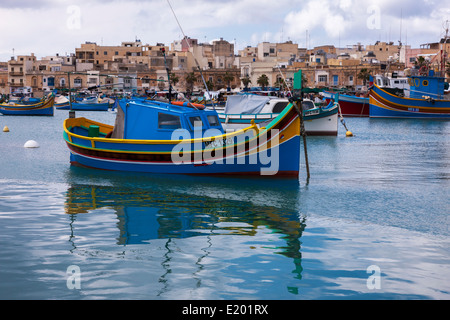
[0,0,449,61]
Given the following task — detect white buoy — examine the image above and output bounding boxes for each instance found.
[24,140,40,148]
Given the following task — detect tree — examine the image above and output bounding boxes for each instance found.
[357,68,371,86]
[223,72,234,90]
[414,56,426,68]
[170,72,179,88]
[185,72,197,92]
[205,80,214,91]
[257,74,269,90]
[241,76,251,91]
[274,77,287,90]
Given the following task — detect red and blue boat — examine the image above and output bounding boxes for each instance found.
[63,98,301,177]
[323,91,370,117]
[369,71,450,118]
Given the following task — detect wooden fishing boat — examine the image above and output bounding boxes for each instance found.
[369,72,450,118]
[63,98,301,177]
[0,95,55,116]
[218,94,338,136]
[56,98,113,111]
[323,91,369,117]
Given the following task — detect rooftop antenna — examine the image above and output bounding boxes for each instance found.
[166,0,216,109]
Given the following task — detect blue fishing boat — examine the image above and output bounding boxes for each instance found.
[56,98,114,111]
[218,94,339,136]
[63,98,301,177]
[369,71,450,118]
[0,95,55,116]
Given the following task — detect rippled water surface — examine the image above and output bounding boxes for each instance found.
[0,110,449,300]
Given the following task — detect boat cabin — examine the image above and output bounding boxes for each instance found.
[408,70,446,100]
[111,99,224,140]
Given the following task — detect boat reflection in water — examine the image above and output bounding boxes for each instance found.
[63,169,306,296]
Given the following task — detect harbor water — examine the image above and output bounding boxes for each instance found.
[0,110,449,300]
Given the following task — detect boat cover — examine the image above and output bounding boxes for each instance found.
[224,94,270,114]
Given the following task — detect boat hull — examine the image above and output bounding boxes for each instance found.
[0,96,55,116]
[369,85,450,119]
[57,102,111,111]
[63,104,301,177]
[323,92,369,117]
[219,103,338,136]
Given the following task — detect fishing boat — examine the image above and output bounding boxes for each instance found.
[369,70,450,118]
[218,94,339,136]
[54,95,70,109]
[323,91,370,117]
[0,94,55,116]
[56,96,114,111]
[63,98,301,177]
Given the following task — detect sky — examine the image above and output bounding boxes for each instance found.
[0,0,449,61]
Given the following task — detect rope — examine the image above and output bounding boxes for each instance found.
[166,0,217,110]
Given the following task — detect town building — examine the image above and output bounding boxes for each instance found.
[1,37,448,96]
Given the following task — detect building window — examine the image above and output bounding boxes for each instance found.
[104,51,107,55]
[318,75,327,83]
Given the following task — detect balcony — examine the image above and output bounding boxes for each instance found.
[9,72,23,76]
[8,82,23,87]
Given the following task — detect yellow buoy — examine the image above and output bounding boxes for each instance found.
[346,131,353,137]
[3,126,9,132]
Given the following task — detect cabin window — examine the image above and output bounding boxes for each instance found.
[158,113,181,130]
[301,100,315,111]
[207,115,220,127]
[189,116,204,129]
[272,102,289,113]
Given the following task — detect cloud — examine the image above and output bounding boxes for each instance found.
[283,0,448,47]
[0,0,447,61]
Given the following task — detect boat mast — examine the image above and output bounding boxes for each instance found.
[441,20,449,76]
[161,47,173,101]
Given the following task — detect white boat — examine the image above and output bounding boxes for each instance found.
[218,94,339,136]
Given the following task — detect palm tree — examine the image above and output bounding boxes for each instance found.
[170,72,179,88]
[185,72,197,92]
[415,56,426,68]
[223,72,234,91]
[241,76,251,91]
[205,80,214,91]
[274,77,286,90]
[257,74,269,90]
[357,68,371,86]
